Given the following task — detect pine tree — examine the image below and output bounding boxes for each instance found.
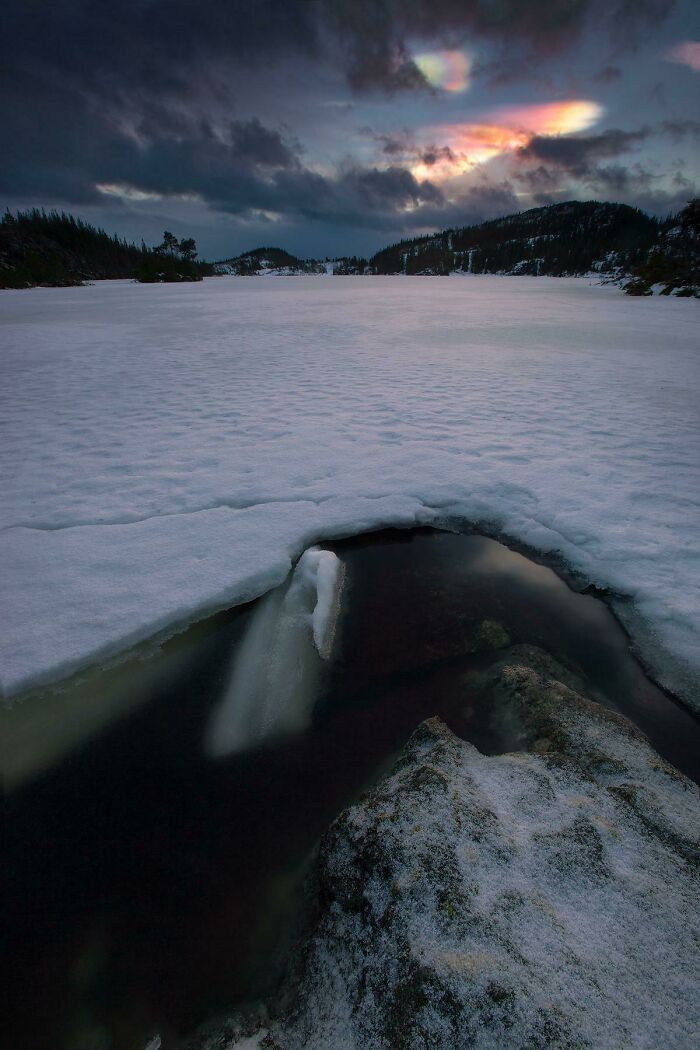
[155,231,180,255]
[179,237,198,262]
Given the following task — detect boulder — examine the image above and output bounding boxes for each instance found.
[191,648,700,1050]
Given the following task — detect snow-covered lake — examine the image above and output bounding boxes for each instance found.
[1,275,699,705]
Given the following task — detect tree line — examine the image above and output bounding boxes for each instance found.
[368,201,661,278]
[0,209,212,288]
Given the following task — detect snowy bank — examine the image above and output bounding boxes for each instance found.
[189,647,700,1050]
[1,276,698,704]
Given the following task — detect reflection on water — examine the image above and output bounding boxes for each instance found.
[4,529,699,1050]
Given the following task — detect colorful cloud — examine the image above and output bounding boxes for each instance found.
[665,41,700,72]
[414,50,471,92]
[492,101,603,137]
[411,100,603,180]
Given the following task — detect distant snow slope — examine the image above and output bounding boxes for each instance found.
[1,276,698,704]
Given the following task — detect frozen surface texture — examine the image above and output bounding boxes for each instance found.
[191,648,700,1050]
[1,276,698,700]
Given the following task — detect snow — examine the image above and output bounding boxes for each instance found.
[215,264,307,276]
[201,657,700,1050]
[1,275,698,704]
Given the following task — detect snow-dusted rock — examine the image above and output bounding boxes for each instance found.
[194,647,700,1050]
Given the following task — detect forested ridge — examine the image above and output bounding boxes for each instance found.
[369,201,658,276]
[0,210,211,288]
[2,199,698,295]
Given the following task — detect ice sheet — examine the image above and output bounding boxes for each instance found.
[1,275,698,704]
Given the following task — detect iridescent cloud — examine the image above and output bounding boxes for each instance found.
[414,50,471,92]
[411,100,603,180]
[492,101,603,136]
[665,41,700,72]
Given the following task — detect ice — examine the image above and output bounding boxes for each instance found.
[0,275,698,705]
[302,548,345,660]
[203,547,343,757]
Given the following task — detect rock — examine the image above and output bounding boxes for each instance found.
[191,649,700,1050]
[622,278,652,296]
[470,619,511,653]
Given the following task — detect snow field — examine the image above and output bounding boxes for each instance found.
[1,275,698,704]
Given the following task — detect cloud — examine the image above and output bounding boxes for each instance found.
[0,0,693,253]
[0,83,303,207]
[593,66,623,83]
[358,177,522,234]
[659,119,700,140]
[406,101,604,180]
[665,41,700,72]
[514,121,700,200]
[0,1,678,108]
[514,153,696,218]
[336,166,443,211]
[226,119,301,168]
[518,127,650,173]
[413,50,471,92]
[326,1,676,90]
[512,125,670,203]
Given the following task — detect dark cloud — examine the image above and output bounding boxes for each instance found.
[515,166,568,196]
[0,59,444,234]
[371,131,416,156]
[624,184,698,216]
[604,0,676,49]
[1,0,696,254]
[326,1,678,91]
[659,120,700,142]
[369,131,457,168]
[225,119,301,168]
[518,128,651,174]
[403,180,522,232]
[1,0,678,106]
[1,2,320,102]
[216,164,445,230]
[587,164,654,194]
[335,166,442,211]
[515,123,699,209]
[0,76,301,205]
[419,146,458,167]
[593,65,623,83]
[515,156,695,217]
[516,158,654,196]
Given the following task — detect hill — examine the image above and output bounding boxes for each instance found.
[0,209,211,288]
[2,199,697,293]
[214,246,324,276]
[369,201,660,277]
[623,199,700,296]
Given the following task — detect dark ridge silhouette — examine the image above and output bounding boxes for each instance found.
[0,210,213,288]
[2,199,698,294]
[369,200,660,276]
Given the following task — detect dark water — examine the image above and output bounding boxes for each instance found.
[4,529,699,1050]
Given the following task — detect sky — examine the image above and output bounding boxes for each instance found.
[2,1,699,260]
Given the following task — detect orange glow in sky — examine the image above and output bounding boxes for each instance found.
[411,100,604,181]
